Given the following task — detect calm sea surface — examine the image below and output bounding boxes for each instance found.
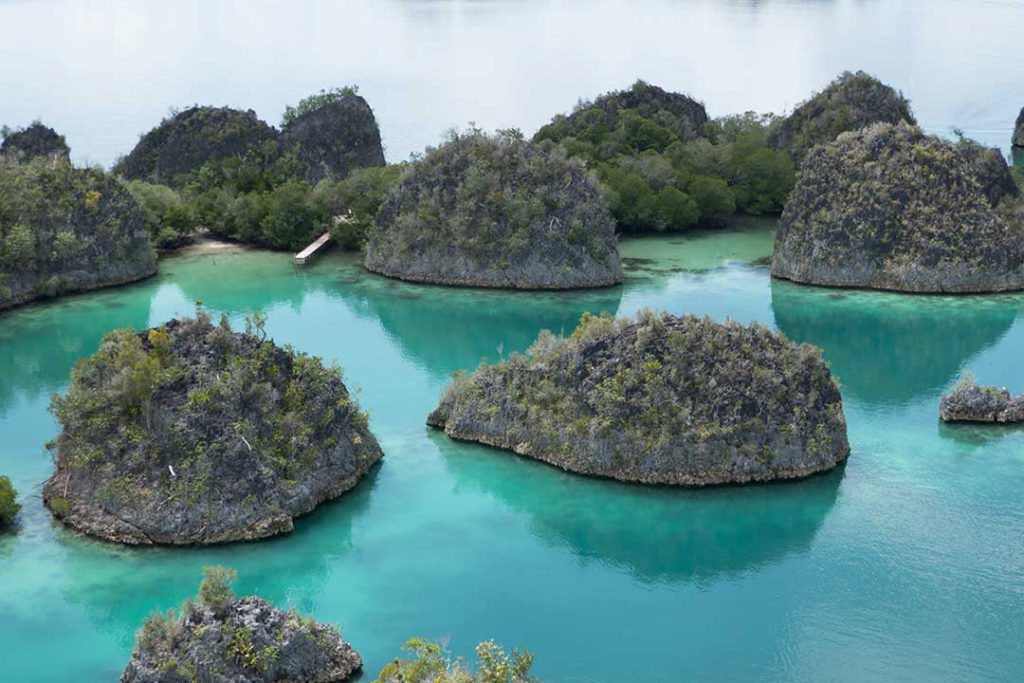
[2,1,1024,681]
[0,0,1023,167]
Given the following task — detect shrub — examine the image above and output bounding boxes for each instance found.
[0,475,19,527]
[198,566,237,615]
[124,180,197,248]
[375,638,535,683]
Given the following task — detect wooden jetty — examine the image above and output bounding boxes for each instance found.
[293,231,332,265]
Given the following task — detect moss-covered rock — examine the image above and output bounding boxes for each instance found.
[940,375,1024,424]
[0,156,157,311]
[0,475,19,529]
[122,567,361,682]
[115,106,278,186]
[1014,106,1024,148]
[535,79,709,145]
[365,129,622,289]
[770,71,915,161]
[1,122,70,162]
[956,140,1020,207]
[428,310,849,485]
[281,87,386,184]
[772,122,1024,293]
[44,312,383,545]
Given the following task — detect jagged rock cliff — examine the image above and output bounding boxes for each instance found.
[1014,106,1024,148]
[956,140,1020,207]
[114,106,278,186]
[1,122,70,161]
[122,568,361,682]
[0,155,156,311]
[281,90,386,183]
[940,377,1024,423]
[365,130,622,289]
[772,122,1024,293]
[428,310,849,485]
[770,71,915,161]
[534,79,709,144]
[44,314,383,545]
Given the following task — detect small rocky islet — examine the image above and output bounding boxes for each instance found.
[940,375,1024,424]
[772,121,1024,293]
[43,311,382,545]
[364,128,622,289]
[428,310,849,486]
[0,133,157,311]
[121,567,363,683]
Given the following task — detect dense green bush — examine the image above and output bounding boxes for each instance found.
[0,475,18,528]
[123,180,197,248]
[376,638,536,683]
[535,82,794,232]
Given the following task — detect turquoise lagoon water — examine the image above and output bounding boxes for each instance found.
[1,224,1022,682]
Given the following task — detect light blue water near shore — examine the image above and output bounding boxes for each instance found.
[1,224,1022,682]
[1,0,1022,167]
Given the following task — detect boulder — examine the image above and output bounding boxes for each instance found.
[770,71,915,161]
[0,156,156,311]
[115,106,278,186]
[122,568,361,682]
[1,122,70,161]
[428,310,849,486]
[44,313,383,545]
[365,129,622,289]
[940,378,1024,423]
[281,89,386,183]
[772,122,1024,293]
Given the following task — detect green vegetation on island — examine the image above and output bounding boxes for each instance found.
[376,638,536,683]
[0,475,19,529]
[365,127,622,289]
[122,566,363,682]
[534,80,795,232]
[772,122,1024,293]
[44,309,383,545]
[429,309,849,485]
[1,122,70,162]
[0,148,157,311]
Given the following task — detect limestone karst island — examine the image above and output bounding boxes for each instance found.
[1,2,1022,682]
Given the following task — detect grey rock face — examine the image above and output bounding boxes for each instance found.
[44,316,383,545]
[1014,107,1024,148]
[114,106,278,186]
[0,156,156,312]
[365,131,622,289]
[429,311,849,486]
[772,122,1024,293]
[280,93,386,183]
[1,123,70,161]
[121,595,361,682]
[940,383,1024,423]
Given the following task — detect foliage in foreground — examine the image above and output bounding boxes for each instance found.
[376,638,536,683]
[0,475,19,527]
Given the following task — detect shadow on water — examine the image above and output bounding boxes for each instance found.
[335,263,625,380]
[437,433,845,586]
[770,279,1021,406]
[936,420,1024,451]
[51,464,381,649]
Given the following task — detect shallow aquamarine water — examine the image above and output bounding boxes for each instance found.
[0,223,1021,681]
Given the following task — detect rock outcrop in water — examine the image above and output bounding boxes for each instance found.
[114,106,278,186]
[1014,107,1024,148]
[44,313,383,545]
[770,71,915,161]
[428,310,849,485]
[772,122,1024,293]
[940,376,1024,424]
[281,88,386,183]
[122,567,362,682]
[1,122,70,162]
[365,129,622,289]
[0,155,157,311]
[0,475,18,530]
[534,79,709,144]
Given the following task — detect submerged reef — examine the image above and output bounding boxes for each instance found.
[44,312,382,545]
[429,310,849,485]
[772,122,1024,293]
[365,128,622,289]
